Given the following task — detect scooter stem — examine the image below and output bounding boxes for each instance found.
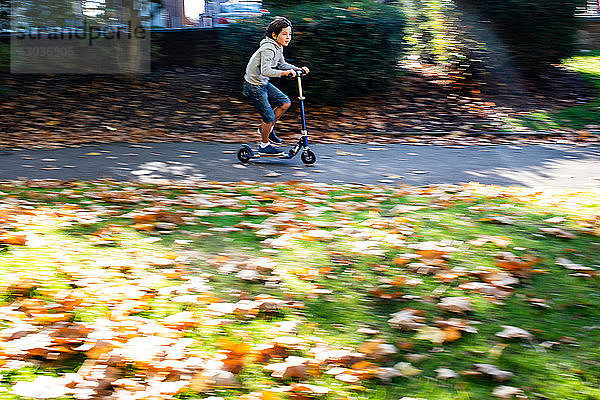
[297,75,304,100]
[297,76,308,134]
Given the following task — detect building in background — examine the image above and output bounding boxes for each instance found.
[162,0,193,27]
[201,0,268,27]
[580,0,600,15]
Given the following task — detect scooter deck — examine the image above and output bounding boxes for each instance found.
[250,151,287,158]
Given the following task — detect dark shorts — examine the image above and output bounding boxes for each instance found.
[242,81,291,123]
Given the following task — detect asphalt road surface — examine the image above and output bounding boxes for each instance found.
[1,142,599,188]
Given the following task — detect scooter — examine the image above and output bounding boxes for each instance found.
[237,69,316,165]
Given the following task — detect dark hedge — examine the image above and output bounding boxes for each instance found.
[456,0,586,73]
[218,3,406,104]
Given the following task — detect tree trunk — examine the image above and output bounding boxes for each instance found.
[120,0,148,76]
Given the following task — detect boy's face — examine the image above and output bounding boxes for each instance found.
[273,26,292,47]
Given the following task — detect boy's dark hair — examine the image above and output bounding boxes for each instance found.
[265,17,292,39]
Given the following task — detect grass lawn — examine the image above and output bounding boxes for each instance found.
[0,180,599,400]
[507,50,600,132]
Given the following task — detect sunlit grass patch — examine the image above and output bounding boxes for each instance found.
[0,180,599,399]
[508,50,600,132]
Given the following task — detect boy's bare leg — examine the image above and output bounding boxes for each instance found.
[260,102,291,144]
[273,103,290,124]
[260,123,273,143]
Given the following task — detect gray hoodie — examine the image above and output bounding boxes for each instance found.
[244,37,298,86]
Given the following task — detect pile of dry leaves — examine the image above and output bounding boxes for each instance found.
[1,65,598,150]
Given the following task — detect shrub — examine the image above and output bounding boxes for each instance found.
[0,42,9,73]
[219,3,406,104]
[455,0,586,73]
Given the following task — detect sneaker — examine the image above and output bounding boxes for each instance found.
[258,144,283,155]
[269,129,282,144]
[257,127,283,145]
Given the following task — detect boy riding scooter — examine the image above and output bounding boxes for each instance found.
[242,16,310,155]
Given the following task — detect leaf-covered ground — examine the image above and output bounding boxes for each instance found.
[1,58,599,150]
[1,179,599,400]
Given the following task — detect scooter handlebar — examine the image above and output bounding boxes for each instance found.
[284,69,307,78]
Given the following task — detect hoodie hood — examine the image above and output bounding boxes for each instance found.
[260,37,281,49]
[244,35,297,86]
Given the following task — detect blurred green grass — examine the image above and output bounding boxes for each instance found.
[508,50,600,131]
[0,181,599,399]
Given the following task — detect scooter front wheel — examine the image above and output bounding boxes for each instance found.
[237,147,252,163]
[301,150,316,165]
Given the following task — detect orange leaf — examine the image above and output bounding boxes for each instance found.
[417,249,446,259]
[389,277,406,286]
[434,272,461,282]
[254,343,288,364]
[289,383,329,394]
[443,328,462,342]
[198,294,222,304]
[393,257,410,266]
[220,339,252,357]
[31,313,72,324]
[131,223,155,232]
[134,213,159,223]
[396,341,414,350]
[0,233,28,245]
[495,252,542,277]
[351,361,377,370]
[260,390,279,400]
[223,357,245,374]
[80,340,115,359]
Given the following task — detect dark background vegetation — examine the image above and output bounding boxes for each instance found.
[1,0,598,143]
[0,0,590,104]
[214,0,588,103]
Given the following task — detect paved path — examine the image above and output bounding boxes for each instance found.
[1,142,599,188]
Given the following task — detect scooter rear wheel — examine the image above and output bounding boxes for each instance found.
[301,150,316,165]
[237,147,252,163]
